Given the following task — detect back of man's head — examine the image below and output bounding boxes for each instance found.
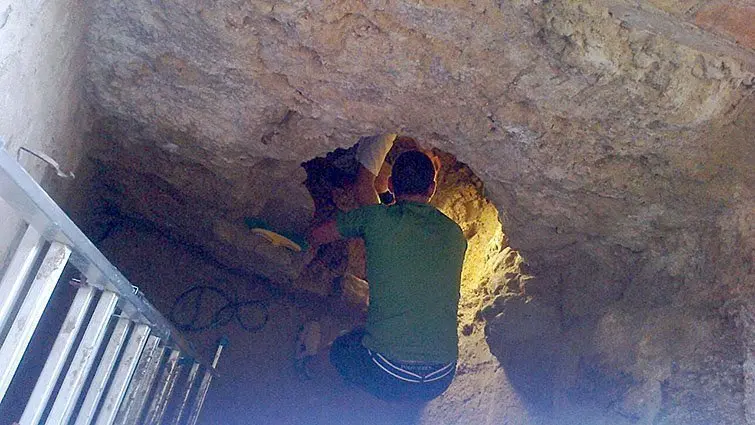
[391,151,436,197]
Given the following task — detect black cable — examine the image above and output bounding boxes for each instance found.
[89,209,281,334]
[169,285,270,333]
[233,301,269,333]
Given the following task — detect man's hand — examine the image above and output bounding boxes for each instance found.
[375,161,392,194]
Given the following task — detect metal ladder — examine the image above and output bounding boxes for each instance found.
[0,148,224,425]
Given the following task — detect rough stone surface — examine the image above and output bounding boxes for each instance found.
[740,304,755,424]
[84,128,313,285]
[0,0,90,270]
[695,3,755,50]
[80,0,755,423]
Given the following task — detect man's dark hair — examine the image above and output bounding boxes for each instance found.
[391,151,436,196]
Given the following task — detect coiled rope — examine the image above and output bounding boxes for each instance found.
[168,285,270,333]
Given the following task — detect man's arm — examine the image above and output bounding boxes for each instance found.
[354,133,396,206]
[354,164,381,206]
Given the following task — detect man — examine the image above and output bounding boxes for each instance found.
[309,134,467,401]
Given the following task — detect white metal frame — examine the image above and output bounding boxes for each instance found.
[0,148,222,424]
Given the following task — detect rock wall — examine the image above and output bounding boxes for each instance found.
[0,0,91,270]
[741,304,755,424]
[82,127,313,286]
[81,0,755,423]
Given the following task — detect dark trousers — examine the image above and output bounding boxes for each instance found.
[329,329,456,401]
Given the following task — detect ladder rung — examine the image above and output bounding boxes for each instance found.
[0,242,71,404]
[19,286,97,425]
[143,350,182,425]
[73,318,131,425]
[0,225,44,335]
[113,336,164,425]
[45,291,119,425]
[185,367,212,425]
[94,324,151,425]
[172,361,201,425]
[186,340,226,425]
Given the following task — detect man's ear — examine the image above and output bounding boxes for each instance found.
[427,181,437,199]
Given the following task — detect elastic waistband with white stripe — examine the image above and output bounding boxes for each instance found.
[367,349,456,383]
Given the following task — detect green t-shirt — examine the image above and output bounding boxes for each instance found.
[337,201,467,362]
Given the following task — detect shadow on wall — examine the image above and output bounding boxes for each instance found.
[481,291,564,413]
[477,249,640,422]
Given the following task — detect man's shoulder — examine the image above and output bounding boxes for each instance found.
[425,207,467,245]
[430,206,463,230]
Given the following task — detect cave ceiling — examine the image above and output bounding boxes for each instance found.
[84,0,755,277]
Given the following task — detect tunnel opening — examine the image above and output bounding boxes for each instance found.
[298,137,524,320]
[299,137,520,301]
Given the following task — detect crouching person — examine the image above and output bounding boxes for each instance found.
[309,135,467,401]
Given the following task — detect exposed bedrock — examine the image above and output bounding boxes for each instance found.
[82,0,755,423]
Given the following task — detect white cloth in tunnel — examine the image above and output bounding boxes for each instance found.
[356,134,397,175]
